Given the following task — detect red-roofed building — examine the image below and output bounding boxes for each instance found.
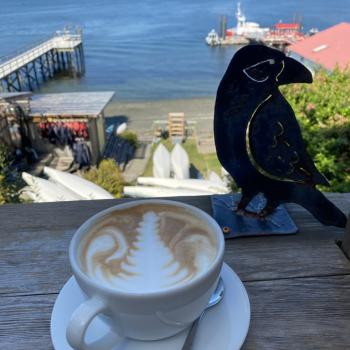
[274,23,301,32]
[287,22,350,71]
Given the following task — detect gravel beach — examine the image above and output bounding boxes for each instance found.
[104,97,216,138]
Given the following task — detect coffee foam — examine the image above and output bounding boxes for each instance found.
[78,204,217,292]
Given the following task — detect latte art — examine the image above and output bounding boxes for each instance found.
[78,204,217,292]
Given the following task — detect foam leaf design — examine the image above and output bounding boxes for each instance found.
[111,211,188,291]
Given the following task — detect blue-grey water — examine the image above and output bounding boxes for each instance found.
[1,0,349,100]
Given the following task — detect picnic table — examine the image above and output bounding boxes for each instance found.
[1,193,350,349]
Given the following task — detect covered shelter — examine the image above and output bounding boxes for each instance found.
[28,91,115,165]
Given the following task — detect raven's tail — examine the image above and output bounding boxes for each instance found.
[291,186,347,228]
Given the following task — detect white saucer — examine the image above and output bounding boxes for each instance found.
[51,263,250,350]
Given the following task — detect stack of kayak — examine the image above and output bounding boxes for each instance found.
[22,167,114,202]
[124,143,229,198]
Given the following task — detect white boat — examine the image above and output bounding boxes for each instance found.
[206,29,221,46]
[22,172,84,202]
[123,186,211,198]
[116,122,127,135]
[153,143,171,178]
[170,143,190,180]
[234,2,269,40]
[137,177,229,194]
[43,167,114,200]
[205,2,269,45]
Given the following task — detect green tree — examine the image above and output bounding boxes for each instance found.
[281,67,350,192]
[0,144,23,204]
[83,159,124,198]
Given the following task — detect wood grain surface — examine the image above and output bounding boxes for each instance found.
[243,275,350,350]
[0,194,349,349]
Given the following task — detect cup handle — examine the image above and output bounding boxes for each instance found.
[66,296,107,350]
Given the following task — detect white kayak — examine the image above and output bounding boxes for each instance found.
[116,122,127,135]
[123,186,212,198]
[153,143,171,178]
[170,143,190,180]
[43,167,114,200]
[137,177,229,194]
[20,186,42,202]
[221,167,229,177]
[22,172,84,202]
[208,171,227,188]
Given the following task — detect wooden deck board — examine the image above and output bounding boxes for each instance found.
[1,276,350,350]
[0,194,349,349]
[242,275,350,350]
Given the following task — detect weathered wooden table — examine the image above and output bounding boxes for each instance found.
[1,194,350,349]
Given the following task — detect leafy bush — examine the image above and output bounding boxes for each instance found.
[0,144,23,204]
[281,67,350,192]
[119,131,139,149]
[83,159,124,198]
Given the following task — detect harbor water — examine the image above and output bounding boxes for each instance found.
[1,0,349,100]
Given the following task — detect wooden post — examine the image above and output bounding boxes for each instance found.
[56,50,61,72]
[15,70,22,91]
[32,61,39,87]
[341,214,350,259]
[74,47,79,76]
[51,49,58,74]
[25,64,33,91]
[39,56,46,81]
[45,52,52,79]
[66,51,74,77]
[60,52,66,71]
[50,50,56,74]
[79,44,86,75]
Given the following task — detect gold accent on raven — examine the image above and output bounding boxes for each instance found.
[299,167,312,176]
[271,121,285,148]
[275,60,285,82]
[245,95,305,184]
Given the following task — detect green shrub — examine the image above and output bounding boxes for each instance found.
[281,67,350,192]
[119,131,139,148]
[83,159,124,198]
[0,144,23,204]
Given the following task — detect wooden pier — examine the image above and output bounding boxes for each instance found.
[0,29,85,93]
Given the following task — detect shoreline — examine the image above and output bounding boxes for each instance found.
[104,96,216,137]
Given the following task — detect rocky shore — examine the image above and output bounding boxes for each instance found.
[104,97,216,139]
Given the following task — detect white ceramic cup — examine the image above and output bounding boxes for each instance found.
[66,199,225,349]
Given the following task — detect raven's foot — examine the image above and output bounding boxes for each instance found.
[258,205,277,219]
[234,208,261,219]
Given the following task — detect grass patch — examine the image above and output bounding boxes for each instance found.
[143,138,221,178]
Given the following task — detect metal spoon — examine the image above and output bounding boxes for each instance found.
[181,277,225,350]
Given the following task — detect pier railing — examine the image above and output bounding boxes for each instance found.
[0,31,82,79]
[0,29,85,92]
[0,36,53,64]
[0,29,82,64]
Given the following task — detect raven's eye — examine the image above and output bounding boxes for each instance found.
[243,59,275,83]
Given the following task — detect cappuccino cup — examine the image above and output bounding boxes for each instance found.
[66,199,225,349]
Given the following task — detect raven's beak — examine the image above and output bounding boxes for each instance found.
[277,56,313,85]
